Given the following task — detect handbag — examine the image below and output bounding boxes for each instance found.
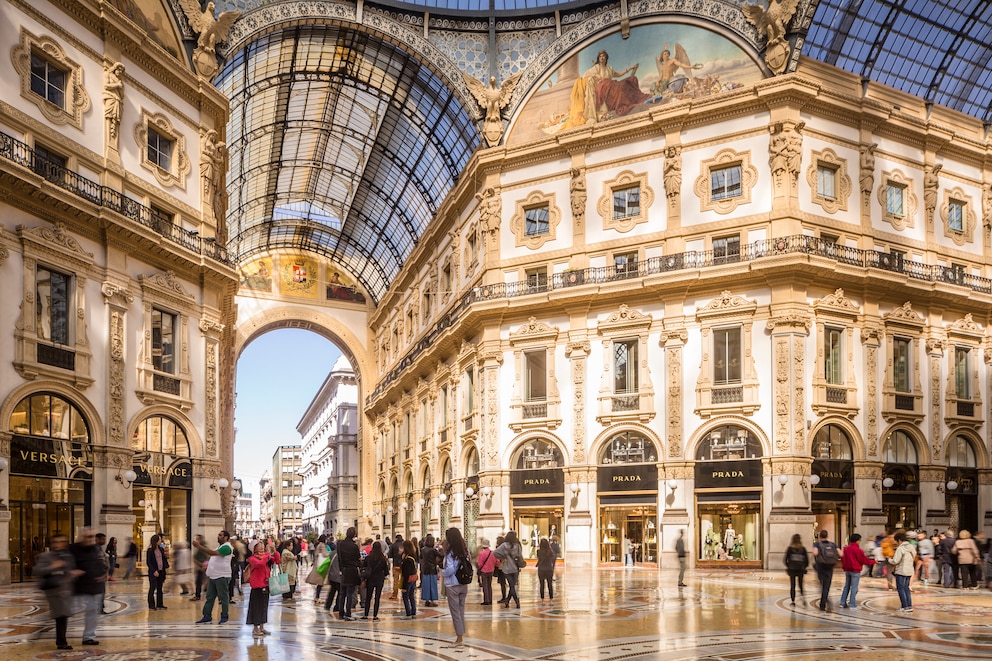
[316,555,331,578]
[269,565,288,595]
[514,555,527,569]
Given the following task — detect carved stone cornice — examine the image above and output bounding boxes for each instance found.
[861,324,882,346]
[101,281,134,306]
[925,337,945,355]
[597,304,653,334]
[509,317,559,345]
[767,314,811,334]
[661,327,689,346]
[853,462,883,480]
[696,290,758,320]
[813,288,860,316]
[138,270,196,309]
[948,313,983,339]
[883,302,925,328]
[18,222,94,267]
[0,243,8,264]
[199,318,226,337]
[565,341,591,357]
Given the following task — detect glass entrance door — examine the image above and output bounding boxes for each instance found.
[9,500,85,583]
[599,505,657,564]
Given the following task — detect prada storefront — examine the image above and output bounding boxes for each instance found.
[510,439,564,558]
[130,415,193,552]
[810,424,855,543]
[882,430,921,531]
[695,425,763,566]
[7,393,92,583]
[597,431,659,565]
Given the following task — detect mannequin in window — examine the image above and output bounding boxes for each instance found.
[704,530,720,560]
[724,525,736,553]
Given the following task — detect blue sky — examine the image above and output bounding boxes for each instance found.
[234,329,341,514]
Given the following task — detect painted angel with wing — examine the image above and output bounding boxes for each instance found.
[655,43,701,94]
[178,0,240,55]
[462,72,523,147]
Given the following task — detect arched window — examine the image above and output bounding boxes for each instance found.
[10,392,89,442]
[883,430,918,464]
[696,425,762,461]
[131,415,190,455]
[948,435,977,467]
[513,439,563,469]
[440,457,453,484]
[811,424,853,460]
[599,431,658,464]
[421,470,431,492]
[465,446,479,477]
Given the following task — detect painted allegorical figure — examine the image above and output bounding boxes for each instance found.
[563,50,650,128]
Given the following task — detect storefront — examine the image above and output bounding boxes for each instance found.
[597,431,659,565]
[810,424,855,543]
[881,429,921,530]
[129,415,193,552]
[946,434,980,533]
[510,438,563,559]
[695,425,763,566]
[7,392,92,583]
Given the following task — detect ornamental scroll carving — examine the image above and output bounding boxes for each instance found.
[793,335,805,453]
[774,337,790,453]
[931,351,941,461]
[108,309,126,445]
[566,338,590,464]
[205,340,217,457]
[862,326,880,457]
[484,363,500,469]
[666,340,683,458]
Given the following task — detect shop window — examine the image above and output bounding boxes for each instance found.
[513,439,563,469]
[10,392,89,442]
[697,426,762,461]
[699,502,759,562]
[13,30,90,128]
[883,430,918,464]
[811,424,853,460]
[713,235,740,265]
[131,415,190,456]
[600,431,657,464]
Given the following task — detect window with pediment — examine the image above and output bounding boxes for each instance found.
[694,291,760,418]
[945,314,983,424]
[12,30,90,129]
[811,289,860,416]
[877,169,918,232]
[509,318,560,432]
[881,303,924,423]
[137,272,195,410]
[807,148,851,214]
[596,305,654,424]
[694,149,758,215]
[511,191,561,249]
[134,110,190,190]
[940,188,977,246]
[14,223,94,389]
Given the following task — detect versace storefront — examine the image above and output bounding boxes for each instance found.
[695,425,763,566]
[129,415,194,551]
[597,431,659,565]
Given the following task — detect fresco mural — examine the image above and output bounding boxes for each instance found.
[507,23,765,146]
[326,270,367,304]
[239,258,272,292]
[280,256,319,299]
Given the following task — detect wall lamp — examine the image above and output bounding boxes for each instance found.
[937,480,958,493]
[777,474,789,490]
[874,476,894,491]
[569,483,581,495]
[386,505,394,513]
[0,457,7,472]
[799,473,820,491]
[211,477,230,491]
[439,493,448,502]
[116,468,138,488]
[667,478,678,493]
[400,501,409,510]
[417,498,426,507]
[465,486,475,498]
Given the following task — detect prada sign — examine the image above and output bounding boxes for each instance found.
[598,464,658,492]
[11,435,93,480]
[510,468,564,494]
[694,459,762,489]
[811,460,854,490]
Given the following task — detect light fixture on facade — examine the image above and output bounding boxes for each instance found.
[882,477,894,489]
[569,483,581,495]
[465,486,475,498]
[439,493,448,502]
[417,498,426,507]
[667,478,678,492]
[116,468,138,488]
[777,474,789,489]
[0,457,7,472]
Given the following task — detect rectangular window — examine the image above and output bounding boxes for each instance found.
[468,233,478,262]
[151,308,176,374]
[893,337,911,392]
[525,267,548,292]
[886,183,905,217]
[817,164,837,200]
[465,368,475,413]
[36,266,71,344]
[33,144,67,184]
[614,251,638,277]
[405,413,411,447]
[442,264,451,294]
[147,127,173,171]
[440,386,449,426]
[420,400,427,437]
[956,347,971,399]
[524,350,547,402]
[30,52,66,107]
[713,327,742,385]
[824,326,843,385]
[711,165,742,200]
[713,234,741,265]
[613,339,638,394]
[612,185,641,219]
[949,200,964,232]
[525,205,550,236]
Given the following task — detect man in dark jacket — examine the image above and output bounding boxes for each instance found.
[388,534,404,600]
[336,527,362,620]
[939,530,958,588]
[70,528,108,646]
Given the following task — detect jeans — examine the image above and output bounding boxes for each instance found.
[538,569,554,599]
[895,573,912,608]
[341,584,356,617]
[816,565,833,610]
[364,578,384,617]
[840,571,861,607]
[505,571,520,606]
[77,593,102,641]
[942,560,958,588]
[402,582,418,615]
[148,571,166,608]
[202,576,230,620]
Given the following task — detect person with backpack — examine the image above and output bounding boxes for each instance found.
[440,527,472,646]
[839,533,874,608]
[494,531,524,609]
[783,533,808,607]
[812,529,838,611]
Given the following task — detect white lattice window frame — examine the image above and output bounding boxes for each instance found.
[595,305,655,425]
[881,303,925,423]
[946,315,984,426]
[134,109,190,190]
[694,291,760,418]
[811,289,861,417]
[11,29,90,129]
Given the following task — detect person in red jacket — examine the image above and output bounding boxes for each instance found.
[840,533,874,609]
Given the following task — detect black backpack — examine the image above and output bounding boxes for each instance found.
[817,541,839,565]
[454,556,474,585]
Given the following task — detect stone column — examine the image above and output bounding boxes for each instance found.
[564,467,594,569]
[0,432,11,585]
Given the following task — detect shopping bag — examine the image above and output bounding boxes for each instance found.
[269,566,288,595]
[316,555,331,578]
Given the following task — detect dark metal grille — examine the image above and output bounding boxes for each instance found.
[825,387,847,404]
[611,394,639,411]
[153,374,181,395]
[957,401,975,417]
[895,394,915,411]
[522,402,548,418]
[712,387,743,404]
[37,344,75,370]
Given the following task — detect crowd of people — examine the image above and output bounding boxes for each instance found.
[784,527,991,614]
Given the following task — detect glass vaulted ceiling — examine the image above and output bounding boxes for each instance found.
[216,26,478,303]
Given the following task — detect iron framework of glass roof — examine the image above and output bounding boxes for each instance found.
[217,25,479,303]
[804,0,992,123]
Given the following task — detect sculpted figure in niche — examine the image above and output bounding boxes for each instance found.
[103,61,125,142]
[664,145,682,203]
[769,122,803,185]
[859,143,877,196]
[476,187,501,239]
[924,164,942,223]
[200,130,227,218]
[570,168,587,224]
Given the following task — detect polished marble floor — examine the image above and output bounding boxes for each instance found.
[3,566,992,660]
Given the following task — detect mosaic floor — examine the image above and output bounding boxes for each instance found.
[3,566,992,660]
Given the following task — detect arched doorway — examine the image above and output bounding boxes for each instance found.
[596,430,659,565]
[882,429,921,530]
[946,434,979,532]
[810,423,855,544]
[7,392,92,582]
[129,414,193,554]
[509,438,564,559]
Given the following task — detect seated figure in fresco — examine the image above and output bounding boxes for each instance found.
[562,50,651,128]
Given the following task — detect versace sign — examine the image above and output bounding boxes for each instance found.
[11,435,93,479]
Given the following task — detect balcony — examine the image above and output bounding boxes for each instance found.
[37,344,75,370]
[825,387,847,404]
[522,401,548,418]
[894,394,915,410]
[712,386,743,404]
[153,374,181,395]
[611,394,639,411]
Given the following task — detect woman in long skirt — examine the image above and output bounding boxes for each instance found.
[246,541,274,636]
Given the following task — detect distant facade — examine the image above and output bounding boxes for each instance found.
[272,445,302,537]
[298,356,359,537]
[234,492,254,539]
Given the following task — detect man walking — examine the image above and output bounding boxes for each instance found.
[812,529,839,611]
[70,528,107,646]
[676,530,688,587]
[839,533,873,608]
[194,530,234,624]
[939,530,958,588]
